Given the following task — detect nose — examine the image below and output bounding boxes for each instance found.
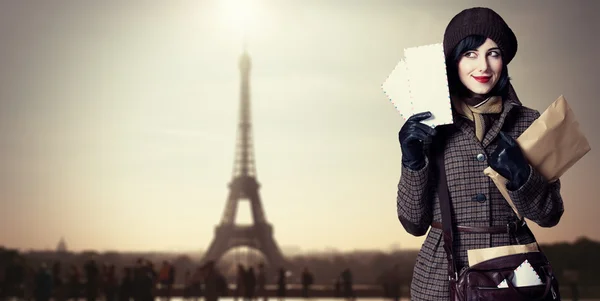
[477,56,490,72]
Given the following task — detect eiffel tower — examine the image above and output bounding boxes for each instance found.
[200,46,288,269]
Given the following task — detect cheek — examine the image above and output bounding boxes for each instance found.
[458,58,479,75]
[457,61,474,84]
[491,59,503,74]
[457,60,467,74]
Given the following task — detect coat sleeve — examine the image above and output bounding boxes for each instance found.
[397,155,435,236]
[507,166,564,227]
[506,109,564,227]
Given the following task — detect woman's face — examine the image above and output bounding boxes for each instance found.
[457,38,503,95]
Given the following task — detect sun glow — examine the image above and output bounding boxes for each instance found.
[218,0,264,43]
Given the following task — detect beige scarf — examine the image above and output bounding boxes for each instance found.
[452,95,503,141]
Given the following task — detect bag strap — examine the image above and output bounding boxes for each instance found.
[434,134,459,281]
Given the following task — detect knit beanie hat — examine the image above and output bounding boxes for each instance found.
[443,7,518,64]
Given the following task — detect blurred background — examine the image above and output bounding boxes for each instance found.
[0,0,598,300]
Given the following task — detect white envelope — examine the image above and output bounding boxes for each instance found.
[403,43,453,127]
[381,59,412,122]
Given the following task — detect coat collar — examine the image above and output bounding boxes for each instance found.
[452,99,521,148]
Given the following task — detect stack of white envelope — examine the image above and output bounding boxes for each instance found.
[497,259,544,288]
[381,43,454,128]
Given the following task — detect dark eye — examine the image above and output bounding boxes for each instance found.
[463,51,477,58]
[488,50,501,57]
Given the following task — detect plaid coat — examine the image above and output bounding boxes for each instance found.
[396,99,564,301]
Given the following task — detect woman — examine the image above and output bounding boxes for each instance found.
[396,7,564,301]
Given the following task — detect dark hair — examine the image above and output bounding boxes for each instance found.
[445,35,510,98]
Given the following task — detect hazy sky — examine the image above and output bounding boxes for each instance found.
[0,0,598,254]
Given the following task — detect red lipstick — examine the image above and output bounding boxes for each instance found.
[473,76,491,83]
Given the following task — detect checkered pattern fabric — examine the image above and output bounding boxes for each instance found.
[396,100,564,301]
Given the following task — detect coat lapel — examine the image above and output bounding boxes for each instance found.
[452,111,481,147]
[481,100,518,148]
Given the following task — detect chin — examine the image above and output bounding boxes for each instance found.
[470,88,492,95]
[466,85,493,95]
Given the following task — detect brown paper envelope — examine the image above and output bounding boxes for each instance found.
[468,242,539,266]
[485,95,591,218]
[516,95,591,182]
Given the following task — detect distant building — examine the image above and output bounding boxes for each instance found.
[56,237,67,253]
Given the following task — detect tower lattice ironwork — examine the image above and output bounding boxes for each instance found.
[200,47,288,269]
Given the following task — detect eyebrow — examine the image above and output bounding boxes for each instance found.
[467,47,501,52]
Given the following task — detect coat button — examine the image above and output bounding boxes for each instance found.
[476,153,486,162]
[473,193,487,202]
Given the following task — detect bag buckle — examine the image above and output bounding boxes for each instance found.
[507,218,525,234]
[448,272,458,281]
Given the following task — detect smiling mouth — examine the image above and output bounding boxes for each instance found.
[473,76,491,83]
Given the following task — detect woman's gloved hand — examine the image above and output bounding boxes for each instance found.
[488,131,531,190]
[398,112,437,170]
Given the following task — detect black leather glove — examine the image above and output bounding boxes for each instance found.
[488,131,531,190]
[398,112,437,170]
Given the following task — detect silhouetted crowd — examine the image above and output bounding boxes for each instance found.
[0,257,225,301]
[1,256,402,301]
